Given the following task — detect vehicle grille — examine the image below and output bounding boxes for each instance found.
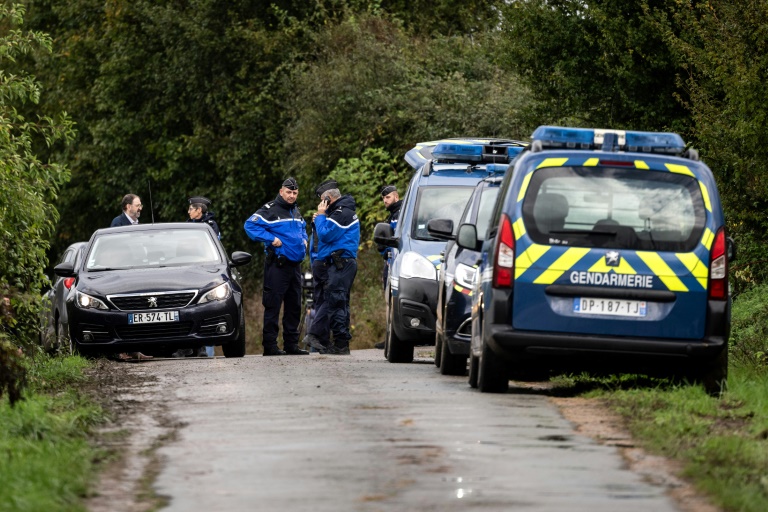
[109,292,197,311]
[116,322,193,340]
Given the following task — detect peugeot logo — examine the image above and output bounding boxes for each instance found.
[148,297,158,308]
[605,251,621,267]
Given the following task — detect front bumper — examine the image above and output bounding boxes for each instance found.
[67,295,242,353]
[443,287,472,355]
[392,277,437,343]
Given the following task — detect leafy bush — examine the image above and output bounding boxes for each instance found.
[730,284,768,369]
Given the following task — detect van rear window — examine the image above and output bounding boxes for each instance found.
[522,167,706,252]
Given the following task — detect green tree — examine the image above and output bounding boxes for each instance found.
[1,2,73,397]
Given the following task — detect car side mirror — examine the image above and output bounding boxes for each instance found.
[727,237,736,262]
[426,218,454,240]
[373,222,398,248]
[54,261,76,278]
[456,223,480,251]
[230,251,253,267]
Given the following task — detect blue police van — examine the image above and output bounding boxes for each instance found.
[458,126,735,394]
[374,139,525,363]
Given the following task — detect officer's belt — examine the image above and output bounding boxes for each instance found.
[324,257,355,265]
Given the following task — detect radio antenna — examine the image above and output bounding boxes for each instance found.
[147,179,155,224]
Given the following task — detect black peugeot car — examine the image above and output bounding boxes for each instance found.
[430,177,504,375]
[53,223,252,357]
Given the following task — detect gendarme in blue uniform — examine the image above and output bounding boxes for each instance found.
[244,191,308,354]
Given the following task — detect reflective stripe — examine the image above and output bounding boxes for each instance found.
[665,163,695,177]
[513,217,526,240]
[517,171,533,202]
[536,158,569,169]
[698,182,712,212]
[583,158,599,167]
[533,247,591,284]
[515,244,550,279]
[701,228,714,250]
[676,252,709,290]
[634,160,649,169]
[636,252,688,292]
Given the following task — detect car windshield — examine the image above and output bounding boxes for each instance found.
[412,186,474,240]
[522,167,706,252]
[86,229,220,270]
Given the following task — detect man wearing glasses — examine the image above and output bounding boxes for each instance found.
[111,194,143,226]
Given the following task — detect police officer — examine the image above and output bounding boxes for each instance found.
[244,178,309,356]
[374,185,402,349]
[302,179,360,355]
[187,196,221,239]
[307,207,331,352]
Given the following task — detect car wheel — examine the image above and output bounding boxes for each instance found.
[223,310,246,358]
[477,341,508,393]
[386,297,413,363]
[440,340,468,376]
[468,353,479,388]
[434,331,443,368]
[687,348,728,397]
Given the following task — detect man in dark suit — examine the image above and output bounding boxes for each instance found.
[111,194,142,226]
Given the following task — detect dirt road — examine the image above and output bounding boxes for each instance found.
[88,350,689,512]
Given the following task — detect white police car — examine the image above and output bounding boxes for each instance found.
[458,126,735,394]
[374,139,525,363]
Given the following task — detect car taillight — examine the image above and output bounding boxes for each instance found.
[64,277,76,289]
[708,227,727,300]
[492,213,515,288]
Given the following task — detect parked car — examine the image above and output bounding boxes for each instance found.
[39,241,87,353]
[53,223,252,357]
[374,138,525,363]
[429,177,504,375]
[461,126,735,394]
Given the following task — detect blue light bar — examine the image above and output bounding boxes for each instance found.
[507,146,525,158]
[531,126,595,149]
[531,126,687,154]
[485,164,509,174]
[432,143,484,162]
[625,131,685,154]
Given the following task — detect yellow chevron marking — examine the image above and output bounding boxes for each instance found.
[588,256,638,275]
[677,252,709,290]
[634,160,649,169]
[517,171,533,202]
[698,182,712,212]
[534,248,591,284]
[513,218,526,240]
[537,158,569,169]
[701,228,714,250]
[666,163,695,177]
[515,244,550,279]
[637,251,689,292]
[583,158,599,167]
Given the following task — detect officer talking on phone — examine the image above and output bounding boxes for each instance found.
[302,179,360,355]
[244,177,309,356]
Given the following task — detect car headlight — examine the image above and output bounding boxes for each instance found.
[75,290,109,310]
[198,282,232,304]
[454,263,477,289]
[400,251,437,280]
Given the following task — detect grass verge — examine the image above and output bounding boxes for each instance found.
[0,354,106,512]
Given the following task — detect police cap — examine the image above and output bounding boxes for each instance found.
[315,179,338,198]
[282,177,299,190]
[188,196,212,207]
[380,185,397,197]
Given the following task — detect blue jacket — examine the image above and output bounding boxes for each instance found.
[315,195,360,260]
[110,213,135,227]
[244,195,308,263]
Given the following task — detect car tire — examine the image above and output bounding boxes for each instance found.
[434,331,443,368]
[440,340,468,376]
[223,311,246,358]
[386,297,413,364]
[468,353,479,388]
[477,341,508,393]
[687,348,728,397]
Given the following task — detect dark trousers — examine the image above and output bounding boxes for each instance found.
[262,260,301,348]
[327,259,357,348]
[308,259,330,347]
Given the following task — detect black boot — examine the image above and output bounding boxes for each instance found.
[326,345,350,355]
[263,345,286,356]
[284,345,309,355]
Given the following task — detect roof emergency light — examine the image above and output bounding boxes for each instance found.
[531,126,686,154]
[432,143,484,163]
[485,164,509,174]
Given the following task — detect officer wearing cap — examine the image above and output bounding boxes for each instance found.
[187,196,221,239]
[302,179,360,355]
[244,177,309,356]
[374,185,402,349]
